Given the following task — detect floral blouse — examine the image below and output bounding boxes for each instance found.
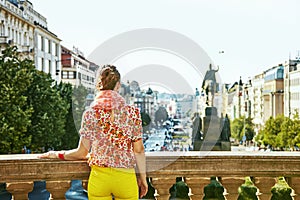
[79,90,143,168]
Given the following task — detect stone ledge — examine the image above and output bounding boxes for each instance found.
[1,151,300,183]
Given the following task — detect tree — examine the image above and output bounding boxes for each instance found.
[141,112,151,127]
[245,117,255,142]
[72,85,88,132]
[231,116,245,142]
[278,117,293,149]
[154,106,168,126]
[141,112,151,134]
[230,116,255,144]
[0,47,34,153]
[278,112,300,150]
[261,115,285,148]
[255,131,265,147]
[26,70,68,151]
[256,113,300,150]
[57,83,82,149]
[0,46,86,153]
[291,113,300,148]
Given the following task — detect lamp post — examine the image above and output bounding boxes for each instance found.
[195,88,199,114]
[146,87,153,115]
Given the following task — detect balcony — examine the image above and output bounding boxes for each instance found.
[1,151,300,200]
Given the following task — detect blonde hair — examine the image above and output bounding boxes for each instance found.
[96,65,120,91]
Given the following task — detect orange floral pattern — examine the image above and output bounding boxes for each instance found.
[79,90,143,168]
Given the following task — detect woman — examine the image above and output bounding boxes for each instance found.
[39,65,148,200]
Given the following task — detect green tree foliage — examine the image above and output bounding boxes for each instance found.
[60,84,88,149]
[26,71,68,151]
[287,112,300,148]
[245,117,255,141]
[278,117,293,148]
[231,116,255,143]
[0,46,83,153]
[141,112,151,134]
[72,85,88,132]
[262,115,284,148]
[56,83,82,149]
[257,114,300,150]
[231,116,245,142]
[292,113,300,148]
[254,132,264,147]
[141,112,151,127]
[0,47,34,153]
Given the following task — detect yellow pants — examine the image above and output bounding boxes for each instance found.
[88,165,139,200]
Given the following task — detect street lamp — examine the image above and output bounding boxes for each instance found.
[195,88,199,113]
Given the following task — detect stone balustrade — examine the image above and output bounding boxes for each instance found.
[1,151,300,200]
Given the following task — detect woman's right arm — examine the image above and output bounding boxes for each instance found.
[39,109,92,160]
[63,137,90,160]
[38,136,90,160]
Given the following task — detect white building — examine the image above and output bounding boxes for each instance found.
[284,59,300,117]
[250,73,264,131]
[0,0,35,59]
[61,46,97,93]
[0,0,61,82]
[34,26,61,83]
[225,79,244,120]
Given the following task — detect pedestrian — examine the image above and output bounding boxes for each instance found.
[39,65,148,200]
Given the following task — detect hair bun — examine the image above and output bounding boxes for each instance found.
[97,65,120,91]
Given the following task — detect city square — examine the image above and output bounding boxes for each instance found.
[1,0,300,199]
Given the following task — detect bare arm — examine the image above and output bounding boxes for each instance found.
[133,139,148,197]
[133,139,146,177]
[63,137,90,160]
[39,137,90,160]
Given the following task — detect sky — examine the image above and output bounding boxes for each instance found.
[29,0,300,91]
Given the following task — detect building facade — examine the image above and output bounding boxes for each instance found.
[224,79,244,120]
[284,59,300,118]
[60,46,97,93]
[34,26,61,83]
[262,65,284,122]
[24,0,62,83]
[0,0,61,82]
[242,79,252,119]
[0,0,35,59]
[250,72,265,132]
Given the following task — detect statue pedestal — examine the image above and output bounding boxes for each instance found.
[221,141,231,151]
[193,140,202,151]
[193,107,231,151]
